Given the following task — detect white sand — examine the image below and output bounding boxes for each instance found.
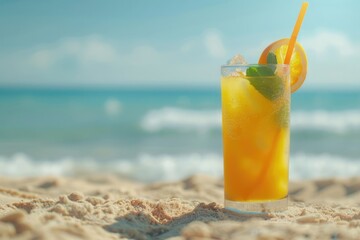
[1,174,360,239]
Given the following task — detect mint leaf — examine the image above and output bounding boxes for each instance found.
[246,66,274,77]
[266,52,277,72]
[267,52,277,64]
[246,66,284,101]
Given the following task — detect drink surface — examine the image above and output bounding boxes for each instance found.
[221,69,290,201]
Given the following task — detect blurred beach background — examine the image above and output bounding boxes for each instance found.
[1,0,360,182]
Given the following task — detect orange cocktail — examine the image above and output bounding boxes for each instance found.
[221,64,290,212]
[220,2,308,213]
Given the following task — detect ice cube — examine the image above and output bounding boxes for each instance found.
[227,54,248,65]
[225,54,247,77]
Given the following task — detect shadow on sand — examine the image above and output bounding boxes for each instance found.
[104,202,269,240]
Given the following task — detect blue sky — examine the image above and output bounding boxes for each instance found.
[0,0,359,89]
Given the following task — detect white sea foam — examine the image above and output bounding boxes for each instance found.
[1,153,220,181]
[1,152,359,181]
[114,153,222,182]
[291,110,360,133]
[0,153,76,176]
[140,107,360,133]
[140,107,221,132]
[291,153,360,180]
[0,153,222,181]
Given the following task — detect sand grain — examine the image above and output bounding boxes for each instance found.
[0,175,359,239]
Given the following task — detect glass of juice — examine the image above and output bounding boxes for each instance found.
[221,63,290,213]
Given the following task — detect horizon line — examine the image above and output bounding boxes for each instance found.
[1,85,360,92]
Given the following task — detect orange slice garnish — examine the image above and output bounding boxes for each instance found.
[259,38,307,93]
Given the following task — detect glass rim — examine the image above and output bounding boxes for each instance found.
[221,63,289,68]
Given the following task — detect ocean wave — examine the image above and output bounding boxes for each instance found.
[1,152,359,181]
[0,153,77,176]
[0,153,222,182]
[140,107,360,133]
[291,153,360,180]
[115,153,222,182]
[291,110,360,133]
[140,107,221,132]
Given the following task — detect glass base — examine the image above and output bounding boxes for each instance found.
[224,196,288,214]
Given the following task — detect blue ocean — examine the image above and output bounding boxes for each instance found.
[1,88,360,181]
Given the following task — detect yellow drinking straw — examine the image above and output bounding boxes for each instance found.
[243,3,309,200]
[284,2,309,64]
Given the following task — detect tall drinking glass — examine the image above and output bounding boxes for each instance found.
[221,64,290,213]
